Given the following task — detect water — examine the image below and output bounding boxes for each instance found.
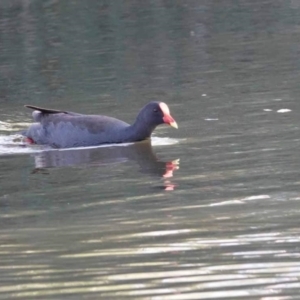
[1,0,300,299]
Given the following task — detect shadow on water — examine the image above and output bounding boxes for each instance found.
[32,141,179,179]
[0,134,180,192]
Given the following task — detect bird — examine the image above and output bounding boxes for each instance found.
[22,101,178,148]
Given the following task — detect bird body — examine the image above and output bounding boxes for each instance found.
[23,102,177,148]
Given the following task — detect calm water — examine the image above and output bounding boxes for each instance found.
[1,1,300,299]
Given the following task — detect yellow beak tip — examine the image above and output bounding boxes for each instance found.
[170,121,178,129]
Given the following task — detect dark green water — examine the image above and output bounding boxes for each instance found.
[1,1,300,299]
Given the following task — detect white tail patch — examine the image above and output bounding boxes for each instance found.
[159,102,170,115]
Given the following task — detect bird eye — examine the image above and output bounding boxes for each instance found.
[153,108,158,113]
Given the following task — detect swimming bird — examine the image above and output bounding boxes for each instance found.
[22,101,178,148]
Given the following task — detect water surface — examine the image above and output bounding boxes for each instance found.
[1,1,300,299]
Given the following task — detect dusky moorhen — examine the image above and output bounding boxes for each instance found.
[23,101,178,148]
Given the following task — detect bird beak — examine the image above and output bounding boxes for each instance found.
[163,114,178,129]
[159,102,178,129]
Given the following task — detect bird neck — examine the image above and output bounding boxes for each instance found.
[127,118,156,141]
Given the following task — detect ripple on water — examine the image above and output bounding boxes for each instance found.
[0,134,45,155]
[0,134,179,156]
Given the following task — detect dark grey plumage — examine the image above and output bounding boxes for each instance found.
[23,102,177,148]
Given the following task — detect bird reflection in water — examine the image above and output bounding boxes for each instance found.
[162,160,179,191]
[32,141,179,191]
